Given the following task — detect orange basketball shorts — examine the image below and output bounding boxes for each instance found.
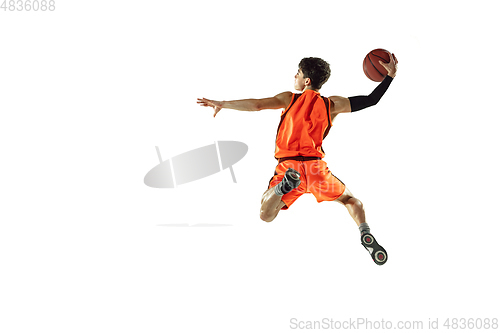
[268,159,346,210]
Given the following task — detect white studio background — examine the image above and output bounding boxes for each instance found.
[1,1,499,332]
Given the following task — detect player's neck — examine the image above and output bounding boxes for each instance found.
[302,86,319,93]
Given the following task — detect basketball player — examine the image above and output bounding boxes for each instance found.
[197,54,397,265]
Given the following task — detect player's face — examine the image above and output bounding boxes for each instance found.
[294,68,306,91]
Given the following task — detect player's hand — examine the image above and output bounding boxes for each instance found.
[197,98,223,117]
[379,53,398,78]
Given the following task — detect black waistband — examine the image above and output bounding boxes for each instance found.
[278,156,321,163]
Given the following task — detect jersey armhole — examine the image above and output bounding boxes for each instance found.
[323,97,333,126]
[286,93,295,109]
[282,93,301,115]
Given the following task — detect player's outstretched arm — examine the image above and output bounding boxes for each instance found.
[329,53,398,114]
[197,91,292,117]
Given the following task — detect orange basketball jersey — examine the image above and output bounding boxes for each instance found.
[275,90,332,159]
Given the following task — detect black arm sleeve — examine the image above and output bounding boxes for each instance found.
[348,75,393,112]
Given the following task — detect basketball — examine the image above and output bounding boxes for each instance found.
[363,49,394,82]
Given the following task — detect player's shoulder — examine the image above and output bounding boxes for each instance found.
[327,95,346,103]
[327,95,351,114]
[275,91,294,99]
[274,91,294,108]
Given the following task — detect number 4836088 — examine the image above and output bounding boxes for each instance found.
[1,0,56,11]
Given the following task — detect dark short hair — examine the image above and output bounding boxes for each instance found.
[298,57,331,90]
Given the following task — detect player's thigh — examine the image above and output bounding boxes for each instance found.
[307,160,346,202]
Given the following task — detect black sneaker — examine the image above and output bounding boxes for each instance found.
[361,232,388,265]
[283,168,301,190]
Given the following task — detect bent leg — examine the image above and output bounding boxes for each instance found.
[335,186,387,265]
[335,187,366,227]
[260,187,286,222]
[261,163,303,222]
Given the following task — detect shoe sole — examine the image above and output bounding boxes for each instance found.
[285,168,301,189]
[361,233,388,265]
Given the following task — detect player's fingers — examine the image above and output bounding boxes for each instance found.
[388,52,397,65]
[385,53,393,65]
[378,60,388,68]
[198,98,214,107]
[378,58,389,66]
[393,53,398,64]
[379,61,392,73]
